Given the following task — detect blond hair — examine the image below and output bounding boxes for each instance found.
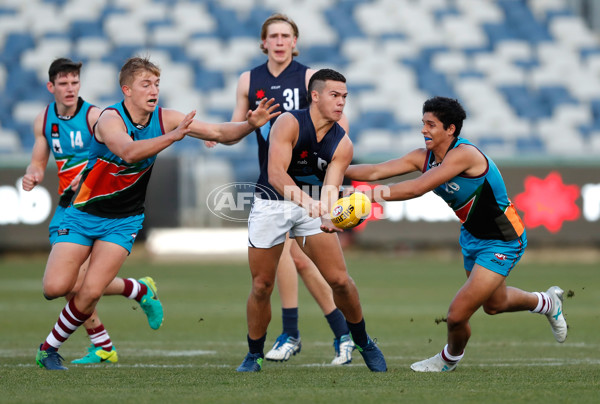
[260,13,299,57]
[119,57,161,87]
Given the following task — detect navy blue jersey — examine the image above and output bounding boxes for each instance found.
[256,109,346,200]
[248,60,309,179]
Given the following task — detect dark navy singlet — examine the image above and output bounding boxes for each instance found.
[256,109,346,200]
[248,60,309,187]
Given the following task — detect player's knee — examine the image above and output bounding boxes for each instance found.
[42,282,69,299]
[482,303,502,315]
[327,274,351,294]
[292,255,310,273]
[251,277,275,299]
[446,311,468,330]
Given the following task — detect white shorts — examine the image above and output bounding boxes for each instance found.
[247,196,322,248]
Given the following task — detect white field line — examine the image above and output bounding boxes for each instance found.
[5,358,600,369]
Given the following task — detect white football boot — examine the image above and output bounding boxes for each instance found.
[545,286,568,343]
[265,333,301,361]
[410,353,457,372]
[331,334,355,365]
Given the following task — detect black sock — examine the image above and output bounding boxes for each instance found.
[247,334,266,356]
[346,318,368,348]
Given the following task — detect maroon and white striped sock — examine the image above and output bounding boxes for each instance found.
[441,344,464,365]
[122,278,147,302]
[530,292,552,314]
[41,299,91,351]
[87,324,113,352]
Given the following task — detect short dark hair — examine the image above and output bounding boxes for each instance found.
[48,58,82,83]
[307,68,346,104]
[422,96,467,137]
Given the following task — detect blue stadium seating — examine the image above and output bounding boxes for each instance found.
[1,0,600,161]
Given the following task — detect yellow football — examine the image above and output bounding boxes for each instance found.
[330,192,372,229]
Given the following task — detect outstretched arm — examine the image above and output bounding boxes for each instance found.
[380,145,483,201]
[97,109,195,163]
[205,71,252,148]
[345,149,426,182]
[165,98,280,145]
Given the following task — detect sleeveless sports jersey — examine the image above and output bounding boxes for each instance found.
[248,60,309,180]
[42,97,95,207]
[256,109,346,200]
[423,137,524,241]
[72,101,165,218]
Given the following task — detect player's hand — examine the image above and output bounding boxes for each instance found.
[22,174,39,191]
[174,110,196,140]
[320,216,342,233]
[305,199,327,218]
[246,98,280,128]
[204,140,217,148]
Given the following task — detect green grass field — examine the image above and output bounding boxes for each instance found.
[0,248,599,403]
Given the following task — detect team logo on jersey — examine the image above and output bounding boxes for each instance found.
[494,253,507,260]
[51,123,60,138]
[300,151,308,158]
[52,138,63,154]
[255,89,266,99]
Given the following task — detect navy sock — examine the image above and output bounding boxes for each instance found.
[282,307,299,338]
[325,308,349,339]
[247,334,266,356]
[346,318,368,348]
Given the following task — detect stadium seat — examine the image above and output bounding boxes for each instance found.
[1,0,600,161]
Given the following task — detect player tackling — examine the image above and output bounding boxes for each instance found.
[345,96,567,372]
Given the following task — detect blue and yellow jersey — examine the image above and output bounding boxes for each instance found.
[423,137,525,241]
[256,108,346,200]
[43,97,95,207]
[72,101,165,218]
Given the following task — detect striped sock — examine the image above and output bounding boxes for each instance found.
[122,278,147,302]
[41,299,91,351]
[87,324,113,352]
[530,292,552,314]
[441,344,464,365]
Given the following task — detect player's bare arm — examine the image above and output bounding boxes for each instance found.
[268,113,322,217]
[22,111,51,191]
[385,144,483,201]
[345,148,427,183]
[204,71,252,148]
[179,98,280,144]
[98,109,193,164]
[320,136,353,233]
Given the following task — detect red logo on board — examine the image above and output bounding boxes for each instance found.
[513,172,580,233]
